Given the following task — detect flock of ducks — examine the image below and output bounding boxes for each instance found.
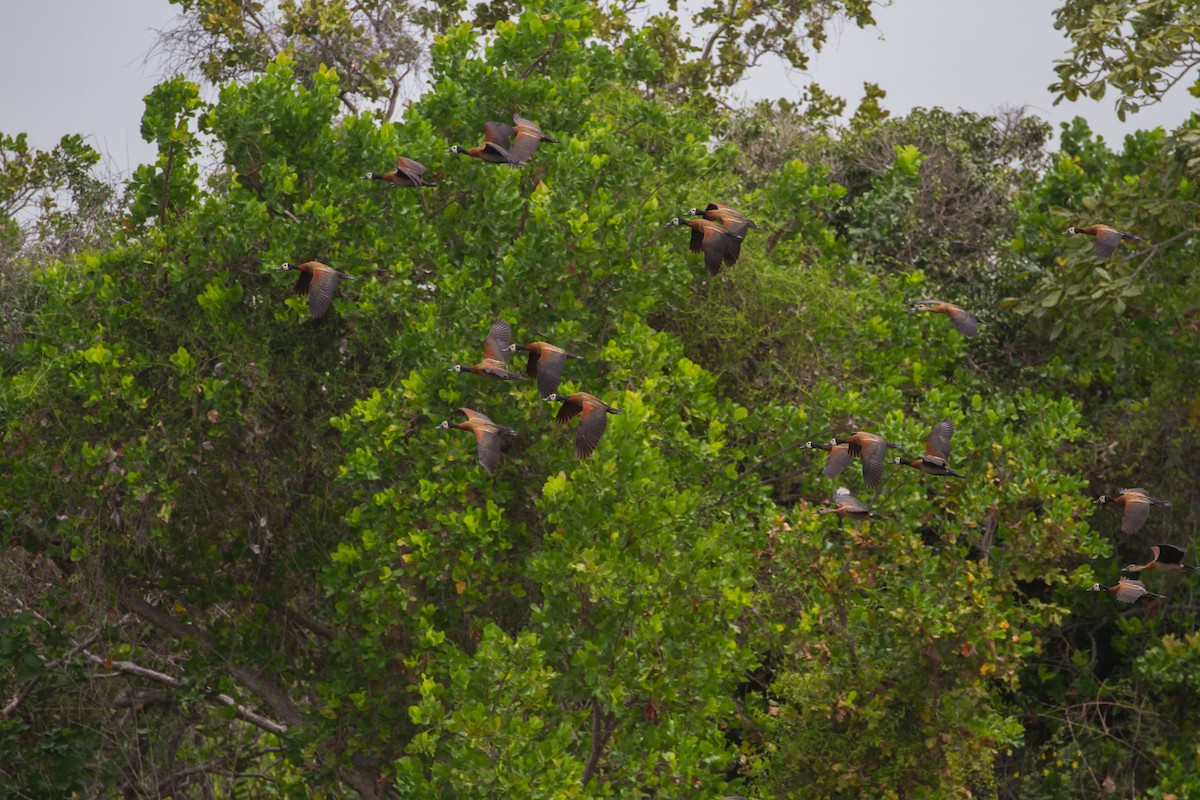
[438,316,623,466]
[1089,488,1193,603]
[268,112,1178,602]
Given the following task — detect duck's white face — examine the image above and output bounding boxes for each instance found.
[437,420,451,429]
[1086,583,1102,592]
[543,393,559,402]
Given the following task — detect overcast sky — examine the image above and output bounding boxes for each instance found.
[0,0,1194,177]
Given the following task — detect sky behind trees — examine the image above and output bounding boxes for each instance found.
[0,0,1194,177]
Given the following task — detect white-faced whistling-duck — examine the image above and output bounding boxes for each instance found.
[1087,578,1166,604]
[365,156,435,187]
[274,261,355,319]
[910,300,978,338]
[892,418,966,478]
[802,438,854,479]
[1064,224,1144,258]
[1122,544,1198,574]
[1093,488,1172,534]
[450,318,525,380]
[437,408,516,474]
[506,114,559,164]
[833,431,903,490]
[449,121,517,164]
[448,115,558,165]
[665,217,742,276]
[816,487,888,520]
[544,392,624,459]
[508,340,582,399]
[688,203,758,263]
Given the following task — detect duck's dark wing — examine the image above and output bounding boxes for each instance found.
[292,271,312,296]
[1114,579,1148,604]
[925,418,954,461]
[307,269,342,319]
[859,440,886,489]
[473,426,503,474]
[457,408,492,425]
[723,234,743,266]
[396,156,427,176]
[507,129,544,164]
[701,227,727,276]
[838,493,869,514]
[508,116,556,164]
[523,348,542,380]
[484,318,513,363]
[1121,495,1150,534]
[946,305,978,337]
[574,403,610,459]
[482,122,515,148]
[1154,544,1186,565]
[1094,227,1122,258]
[393,157,430,186]
[823,443,854,478]
[535,349,569,399]
[554,397,583,424]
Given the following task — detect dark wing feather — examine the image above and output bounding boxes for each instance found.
[524,348,541,380]
[723,217,752,238]
[723,234,742,266]
[925,418,954,460]
[481,142,515,163]
[512,114,544,133]
[535,350,569,399]
[482,122,515,148]
[947,306,979,337]
[473,426,502,474]
[823,444,854,478]
[860,440,886,489]
[688,225,704,254]
[838,494,868,514]
[555,398,583,425]
[307,270,341,319]
[478,363,525,380]
[292,271,312,296]
[507,128,543,164]
[1094,228,1122,258]
[1154,544,1186,565]
[484,319,513,363]
[457,408,492,425]
[1114,579,1147,604]
[395,156,427,177]
[701,228,726,276]
[1121,495,1150,534]
[574,403,610,459]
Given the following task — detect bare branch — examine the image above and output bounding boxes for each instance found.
[83,652,289,736]
[2,628,103,717]
[118,591,304,727]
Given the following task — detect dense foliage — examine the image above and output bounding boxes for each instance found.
[2,1,1198,798]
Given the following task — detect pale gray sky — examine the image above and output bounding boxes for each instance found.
[0,0,1195,177]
